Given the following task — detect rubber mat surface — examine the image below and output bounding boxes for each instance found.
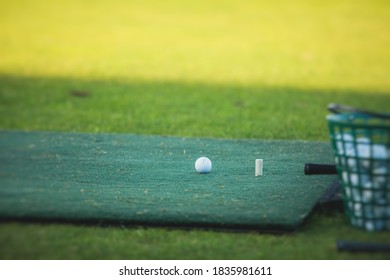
[0,131,337,230]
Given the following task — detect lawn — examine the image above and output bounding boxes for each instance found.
[0,0,389,259]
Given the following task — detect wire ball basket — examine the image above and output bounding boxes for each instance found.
[327,104,390,231]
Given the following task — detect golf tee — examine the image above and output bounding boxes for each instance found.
[255,159,263,177]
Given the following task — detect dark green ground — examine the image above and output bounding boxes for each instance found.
[0,130,338,231]
[0,0,390,259]
[1,77,389,259]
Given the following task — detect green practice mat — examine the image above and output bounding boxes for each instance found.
[0,130,337,230]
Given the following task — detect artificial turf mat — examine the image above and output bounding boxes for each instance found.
[0,130,337,230]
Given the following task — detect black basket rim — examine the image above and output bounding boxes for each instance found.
[327,113,390,129]
[328,103,390,119]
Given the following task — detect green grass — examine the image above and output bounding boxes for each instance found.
[1,76,389,140]
[1,213,390,260]
[1,0,389,90]
[0,0,390,259]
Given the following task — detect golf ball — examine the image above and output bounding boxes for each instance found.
[195,157,212,173]
[364,221,375,231]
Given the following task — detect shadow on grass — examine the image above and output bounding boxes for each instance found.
[0,75,390,259]
[1,74,389,141]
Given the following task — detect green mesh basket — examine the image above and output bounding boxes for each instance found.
[327,104,390,231]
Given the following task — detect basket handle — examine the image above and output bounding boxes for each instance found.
[328,103,390,119]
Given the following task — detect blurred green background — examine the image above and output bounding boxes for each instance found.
[0,0,389,259]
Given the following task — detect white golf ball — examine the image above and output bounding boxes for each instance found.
[362,190,373,203]
[372,144,388,159]
[350,173,359,187]
[195,157,212,173]
[365,221,375,231]
[353,203,363,217]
